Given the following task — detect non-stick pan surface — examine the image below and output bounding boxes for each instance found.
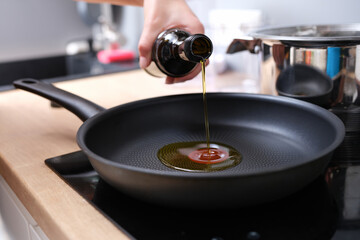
[14,79,345,208]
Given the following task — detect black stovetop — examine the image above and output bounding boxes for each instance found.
[45,150,360,240]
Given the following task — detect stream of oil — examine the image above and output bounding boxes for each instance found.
[201,59,211,149]
[157,60,242,172]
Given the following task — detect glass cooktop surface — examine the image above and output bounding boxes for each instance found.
[45,150,360,240]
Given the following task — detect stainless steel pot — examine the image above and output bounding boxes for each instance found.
[227,23,360,114]
[227,24,360,162]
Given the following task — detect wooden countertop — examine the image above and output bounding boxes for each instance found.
[0,69,259,239]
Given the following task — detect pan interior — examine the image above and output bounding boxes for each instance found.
[81,94,340,175]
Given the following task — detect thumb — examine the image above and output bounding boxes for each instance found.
[138,27,157,69]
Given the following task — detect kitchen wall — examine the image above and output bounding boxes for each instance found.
[1,0,360,64]
[189,0,360,28]
[0,0,91,63]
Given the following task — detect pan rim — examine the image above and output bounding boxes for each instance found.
[77,92,345,178]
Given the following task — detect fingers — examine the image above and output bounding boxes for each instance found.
[165,59,209,84]
[165,65,201,84]
[138,24,156,69]
[138,0,166,69]
[138,42,152,69]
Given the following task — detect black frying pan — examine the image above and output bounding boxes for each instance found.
[13,79,345,208]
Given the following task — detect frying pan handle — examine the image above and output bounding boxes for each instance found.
[13,79,105,121]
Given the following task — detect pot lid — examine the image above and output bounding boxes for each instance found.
[250,23,360,42]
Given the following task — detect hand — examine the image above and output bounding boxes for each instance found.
[138,0,205,84]
[78,0,205,83]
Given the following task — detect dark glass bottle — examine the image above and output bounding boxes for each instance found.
[145,29,213,78]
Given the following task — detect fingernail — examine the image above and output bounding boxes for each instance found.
[139,56,148,69]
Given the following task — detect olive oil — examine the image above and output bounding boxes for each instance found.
[201,59,210,149]
[157,141,241,172]
[157,60,242,172]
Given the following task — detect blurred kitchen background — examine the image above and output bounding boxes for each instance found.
[1,0,360,91]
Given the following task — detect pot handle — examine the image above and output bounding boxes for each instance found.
[226,38,262,54]
[13,79,105,122]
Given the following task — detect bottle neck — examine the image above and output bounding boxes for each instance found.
[178,34,213,63]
